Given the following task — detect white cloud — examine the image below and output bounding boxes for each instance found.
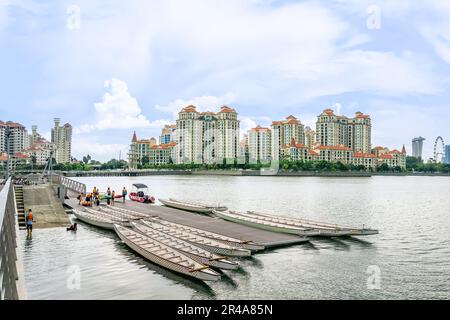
[72,139,128,162]
[76,78,170,133]
[240,117,258,138]
[94,78,150,130]
[155,93,237,119]
[17,0,442,112]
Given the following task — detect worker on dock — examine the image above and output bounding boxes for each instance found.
[26,209,34,235]
[122,187,127,203]
[111,190,116,206]
[77,192,84,205]
[106,188,111,205]
[67,223,78,232]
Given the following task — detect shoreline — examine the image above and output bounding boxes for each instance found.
[53,170,450,178]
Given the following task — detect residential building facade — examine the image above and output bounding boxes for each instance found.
[304,126,316,150]
[271,116,305,161]
[148,142,176,165]
[51,118,72,164]
[23,139,56,166]
[128,132,158,169]
[0,121,28,155]
[160,124,176,145]
[316,109,371,153]
[174,105,240,164]
[248,126,271,163]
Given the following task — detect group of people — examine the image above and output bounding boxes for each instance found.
[78,186,128,207]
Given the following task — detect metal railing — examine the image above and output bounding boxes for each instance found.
[58,175,86,195]
[0,178,25,300]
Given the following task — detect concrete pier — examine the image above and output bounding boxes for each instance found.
[24,184,70,228]
[65,196,307,248]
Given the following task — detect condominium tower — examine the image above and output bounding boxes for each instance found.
[51,118,72,164]
[271,116,305,161]
[248,126,272,163]
[0,120,28,155]
[316,109,371,153]
[175,105,240,164]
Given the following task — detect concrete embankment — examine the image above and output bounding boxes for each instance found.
[23,184,70,228]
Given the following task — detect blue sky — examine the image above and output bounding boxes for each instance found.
[1,0,450,161]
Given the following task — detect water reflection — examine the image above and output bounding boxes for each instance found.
[20,176,450,300]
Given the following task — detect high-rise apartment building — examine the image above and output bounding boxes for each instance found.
[0,120,28,155]
[271,116,305,161]
[174,106,240,164]
[316,109,371,153]
[412,137,426,159]
[160,124,176,145]
[304,126,316,149]
[248,126,271,163]
[51,118,72,164]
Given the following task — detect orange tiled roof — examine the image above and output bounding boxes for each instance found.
[309,150,319,156]
[288,138,307,148]
[251,125,270,132]
[151,142,177,149]
[219,106,236,113]
[355,112,370,119]
[354,152,377,158]
[379,154,393,159]
[3,121,25,128]
[14,152,30,159]
[323,109,335,116]
[315,145,352,151]
[181,105,199,113]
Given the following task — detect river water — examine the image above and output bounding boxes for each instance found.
[20,176,450,300]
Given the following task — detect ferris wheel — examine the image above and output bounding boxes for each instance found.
[434,136,445,163]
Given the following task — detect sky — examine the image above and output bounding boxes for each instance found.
[1,0,450,162]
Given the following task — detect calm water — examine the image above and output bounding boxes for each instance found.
[20,176,450,300]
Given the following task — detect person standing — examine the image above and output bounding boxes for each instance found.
[26,209,34,235]
[122,187,127,204]
[111,190,115,206]
[106,187,111,205]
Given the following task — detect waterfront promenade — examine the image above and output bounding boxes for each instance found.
[23,184,69,229]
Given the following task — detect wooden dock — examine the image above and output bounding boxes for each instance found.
[64,197,307,248]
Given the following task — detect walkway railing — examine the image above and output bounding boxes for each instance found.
[0,178,25,300]
[58,175,86,195]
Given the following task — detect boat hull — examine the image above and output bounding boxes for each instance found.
[114,225,220,282]
[213,210,316,237]
[131,223,239,270]
[142,221,251,257]
[159,199,213,214]
[246,211,379,237]
[129,193,155,204]
[73,210,114,230]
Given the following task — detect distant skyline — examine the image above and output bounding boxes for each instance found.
[1,0,450,161]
